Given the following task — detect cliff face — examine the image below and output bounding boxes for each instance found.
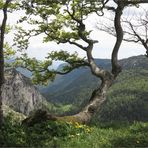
[2,68,47,115]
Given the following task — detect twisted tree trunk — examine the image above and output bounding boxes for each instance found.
[23,72,114,126]
[22,0,125,126]
[72,79,113,124]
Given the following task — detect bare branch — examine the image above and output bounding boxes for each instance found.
[97,3,148,58]
[68,40,87,51]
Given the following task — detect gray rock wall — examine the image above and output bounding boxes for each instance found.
[2,68,47,115]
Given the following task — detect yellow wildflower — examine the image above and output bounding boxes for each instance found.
[86,128,91,132]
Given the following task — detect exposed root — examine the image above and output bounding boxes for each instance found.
[22,109,82,126]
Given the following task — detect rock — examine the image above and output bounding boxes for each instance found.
[2,68,48,115]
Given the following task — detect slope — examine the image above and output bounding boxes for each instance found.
[40,55,148,121]
[40,59,110,105]
[98,68,148,122]
[41,55,147,104]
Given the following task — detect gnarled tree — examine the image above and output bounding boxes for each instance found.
[14,0,148,125]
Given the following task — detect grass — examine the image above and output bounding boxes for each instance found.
[0,113,147,148]
[59,121,148,148]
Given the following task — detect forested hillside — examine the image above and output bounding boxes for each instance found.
[38,55,148,121]
[41,55,147,103]
[99,68,148,122]
[39,58,110,104]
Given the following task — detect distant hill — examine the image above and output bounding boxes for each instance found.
[40,55,148,104]
[98,68,148,122]
[40,58,111,105]
[119,55,148,69]
[39,55,148,121]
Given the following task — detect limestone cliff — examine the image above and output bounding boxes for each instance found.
[2,68,48,115]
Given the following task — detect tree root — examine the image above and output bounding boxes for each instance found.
[22,109,81,126]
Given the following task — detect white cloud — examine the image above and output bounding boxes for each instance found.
[0,3,147,61]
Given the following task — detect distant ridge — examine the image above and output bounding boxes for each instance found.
[40,55,148,104]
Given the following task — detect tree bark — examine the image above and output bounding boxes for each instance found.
[72,78,113,124]
[0,0,11,126]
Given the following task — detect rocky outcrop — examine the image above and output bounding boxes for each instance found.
[2,68,48,115]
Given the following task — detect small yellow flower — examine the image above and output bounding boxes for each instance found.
[136,141,140,143]
[77,125,83,128]
[86,128,91,132]
[74,122,83,128]
[75,122,79,126]
[67,121,72,125]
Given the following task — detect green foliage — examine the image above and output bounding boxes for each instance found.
[111,122,148,148]
[13,0,101,81]
[59,121,148,148]
[4,42,16,61]
[47,50,87,71]
[13,26,32,50]
[11,50,87,85]
[0,114,92,147]
[1,105,148,147]
[0,0,19,11]
[0,0,4,9]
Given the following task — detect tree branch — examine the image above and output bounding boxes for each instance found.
[65,2,110,80]
[111,1,125,77]
[0,0,12,84]
[68,40,87,51]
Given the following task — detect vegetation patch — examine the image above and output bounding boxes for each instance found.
[0,114,147,148]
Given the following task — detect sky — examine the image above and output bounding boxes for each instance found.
[1,2,148,62]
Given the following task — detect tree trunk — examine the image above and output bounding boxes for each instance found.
[23,77,113,126]
[72,79,112,124]
[0,21,5,127]
[0,0,11,126]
